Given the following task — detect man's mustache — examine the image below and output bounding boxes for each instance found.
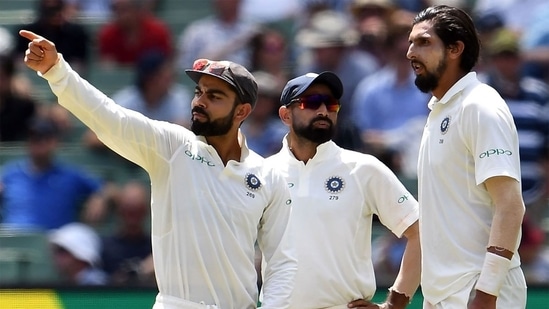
[192,107,209,118]
[311,116,333,126]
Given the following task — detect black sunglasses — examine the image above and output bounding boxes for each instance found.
[288,94,340,112]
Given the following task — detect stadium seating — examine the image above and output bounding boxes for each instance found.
[0,229,60,286]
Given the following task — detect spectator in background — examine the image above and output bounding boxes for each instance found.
[97,0,172,67]
[101,181,154,287]
[176,0,258,69]
[351,19,430,177]
[520,2,549,83]
[0,55,38,142]
[473,10,505,74]
[49,222,107,285]
[13,0,90,75]
[519,215,549,284]
[0,117,108,231]
[294,10,377,151]
[240,0,301,23]
[64,0,161,22]
[241,71,288,157]
[83,51,191,149]
[348,0,396,67]
[295,10,378,110]
[115,51,191,127]
[480,28,549,228]
[249,28,291,92]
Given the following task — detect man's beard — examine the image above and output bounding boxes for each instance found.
[414,55,448,93]
[191,106,235,136]
[293,116,335,144]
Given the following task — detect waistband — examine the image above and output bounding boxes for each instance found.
[153,294,219,309]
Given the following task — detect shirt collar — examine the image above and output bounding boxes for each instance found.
[281,134,339,163]
[197,129,251,161]
[428,72,478,110]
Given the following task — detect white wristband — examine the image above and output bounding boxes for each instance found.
[475,252,512,297]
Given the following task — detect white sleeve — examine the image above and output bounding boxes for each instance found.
[40,56,191,172]
[365,158,419,238]
[257,169,297,309]
[460,93,521,185]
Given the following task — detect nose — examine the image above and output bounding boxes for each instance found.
[406,44,415,60]
[192,93,206,108]
[316,102,329,116]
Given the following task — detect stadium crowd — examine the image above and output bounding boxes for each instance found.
[0,0,548,290]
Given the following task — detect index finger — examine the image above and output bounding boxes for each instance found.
[19,30,55,51]
[19,30,42,41]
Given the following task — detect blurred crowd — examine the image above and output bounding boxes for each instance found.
[0,0,548,288]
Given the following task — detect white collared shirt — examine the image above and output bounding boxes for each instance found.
[418,72,522,304]
[267,138,418,309]
[40,57,297,309]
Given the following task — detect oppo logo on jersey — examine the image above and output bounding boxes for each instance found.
[478,148,512,159]
[184,150,215,166]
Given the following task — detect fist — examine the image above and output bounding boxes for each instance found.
[19,30,59,75]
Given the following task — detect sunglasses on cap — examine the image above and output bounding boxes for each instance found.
[191,59,246,103]
[288,94,340,112]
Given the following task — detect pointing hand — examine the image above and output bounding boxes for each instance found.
[19,30,59,75]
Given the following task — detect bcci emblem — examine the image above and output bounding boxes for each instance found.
[245,173,262,191]
[440,116,451,135]
[325,176,345,194]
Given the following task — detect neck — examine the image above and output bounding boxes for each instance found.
[288,134,321,164]
[432,70,468,100]
[206,131,242,165]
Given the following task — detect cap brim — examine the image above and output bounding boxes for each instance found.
[185,70,237,90]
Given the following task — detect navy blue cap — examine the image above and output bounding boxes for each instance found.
[280,72,343,106]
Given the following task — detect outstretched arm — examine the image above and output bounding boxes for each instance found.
[19,30,187,172]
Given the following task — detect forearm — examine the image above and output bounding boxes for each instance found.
[389,221,421,306]
[474,176,525,298]
[485,177,525,254]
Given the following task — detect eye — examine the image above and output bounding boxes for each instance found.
[194,89,202,97]
[207,93,221,101]
[419,38,429,46]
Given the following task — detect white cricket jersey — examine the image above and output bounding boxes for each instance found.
[40,58,297,309]
[418,72,523,304]
[267,139,419,309]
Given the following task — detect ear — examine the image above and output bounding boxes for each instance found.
[234,103,252,122]
[448,40,465,60]
[279,106,292,126]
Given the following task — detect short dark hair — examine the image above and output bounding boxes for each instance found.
[413,5,480,73]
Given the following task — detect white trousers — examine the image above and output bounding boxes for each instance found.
[153,294,219,309]
[423,267,527,309]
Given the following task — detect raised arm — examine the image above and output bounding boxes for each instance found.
[19,30,186,172]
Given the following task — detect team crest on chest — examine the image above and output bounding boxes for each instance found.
[245,173,262,191]
[440,116,451,135]
[325,176,345,194]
